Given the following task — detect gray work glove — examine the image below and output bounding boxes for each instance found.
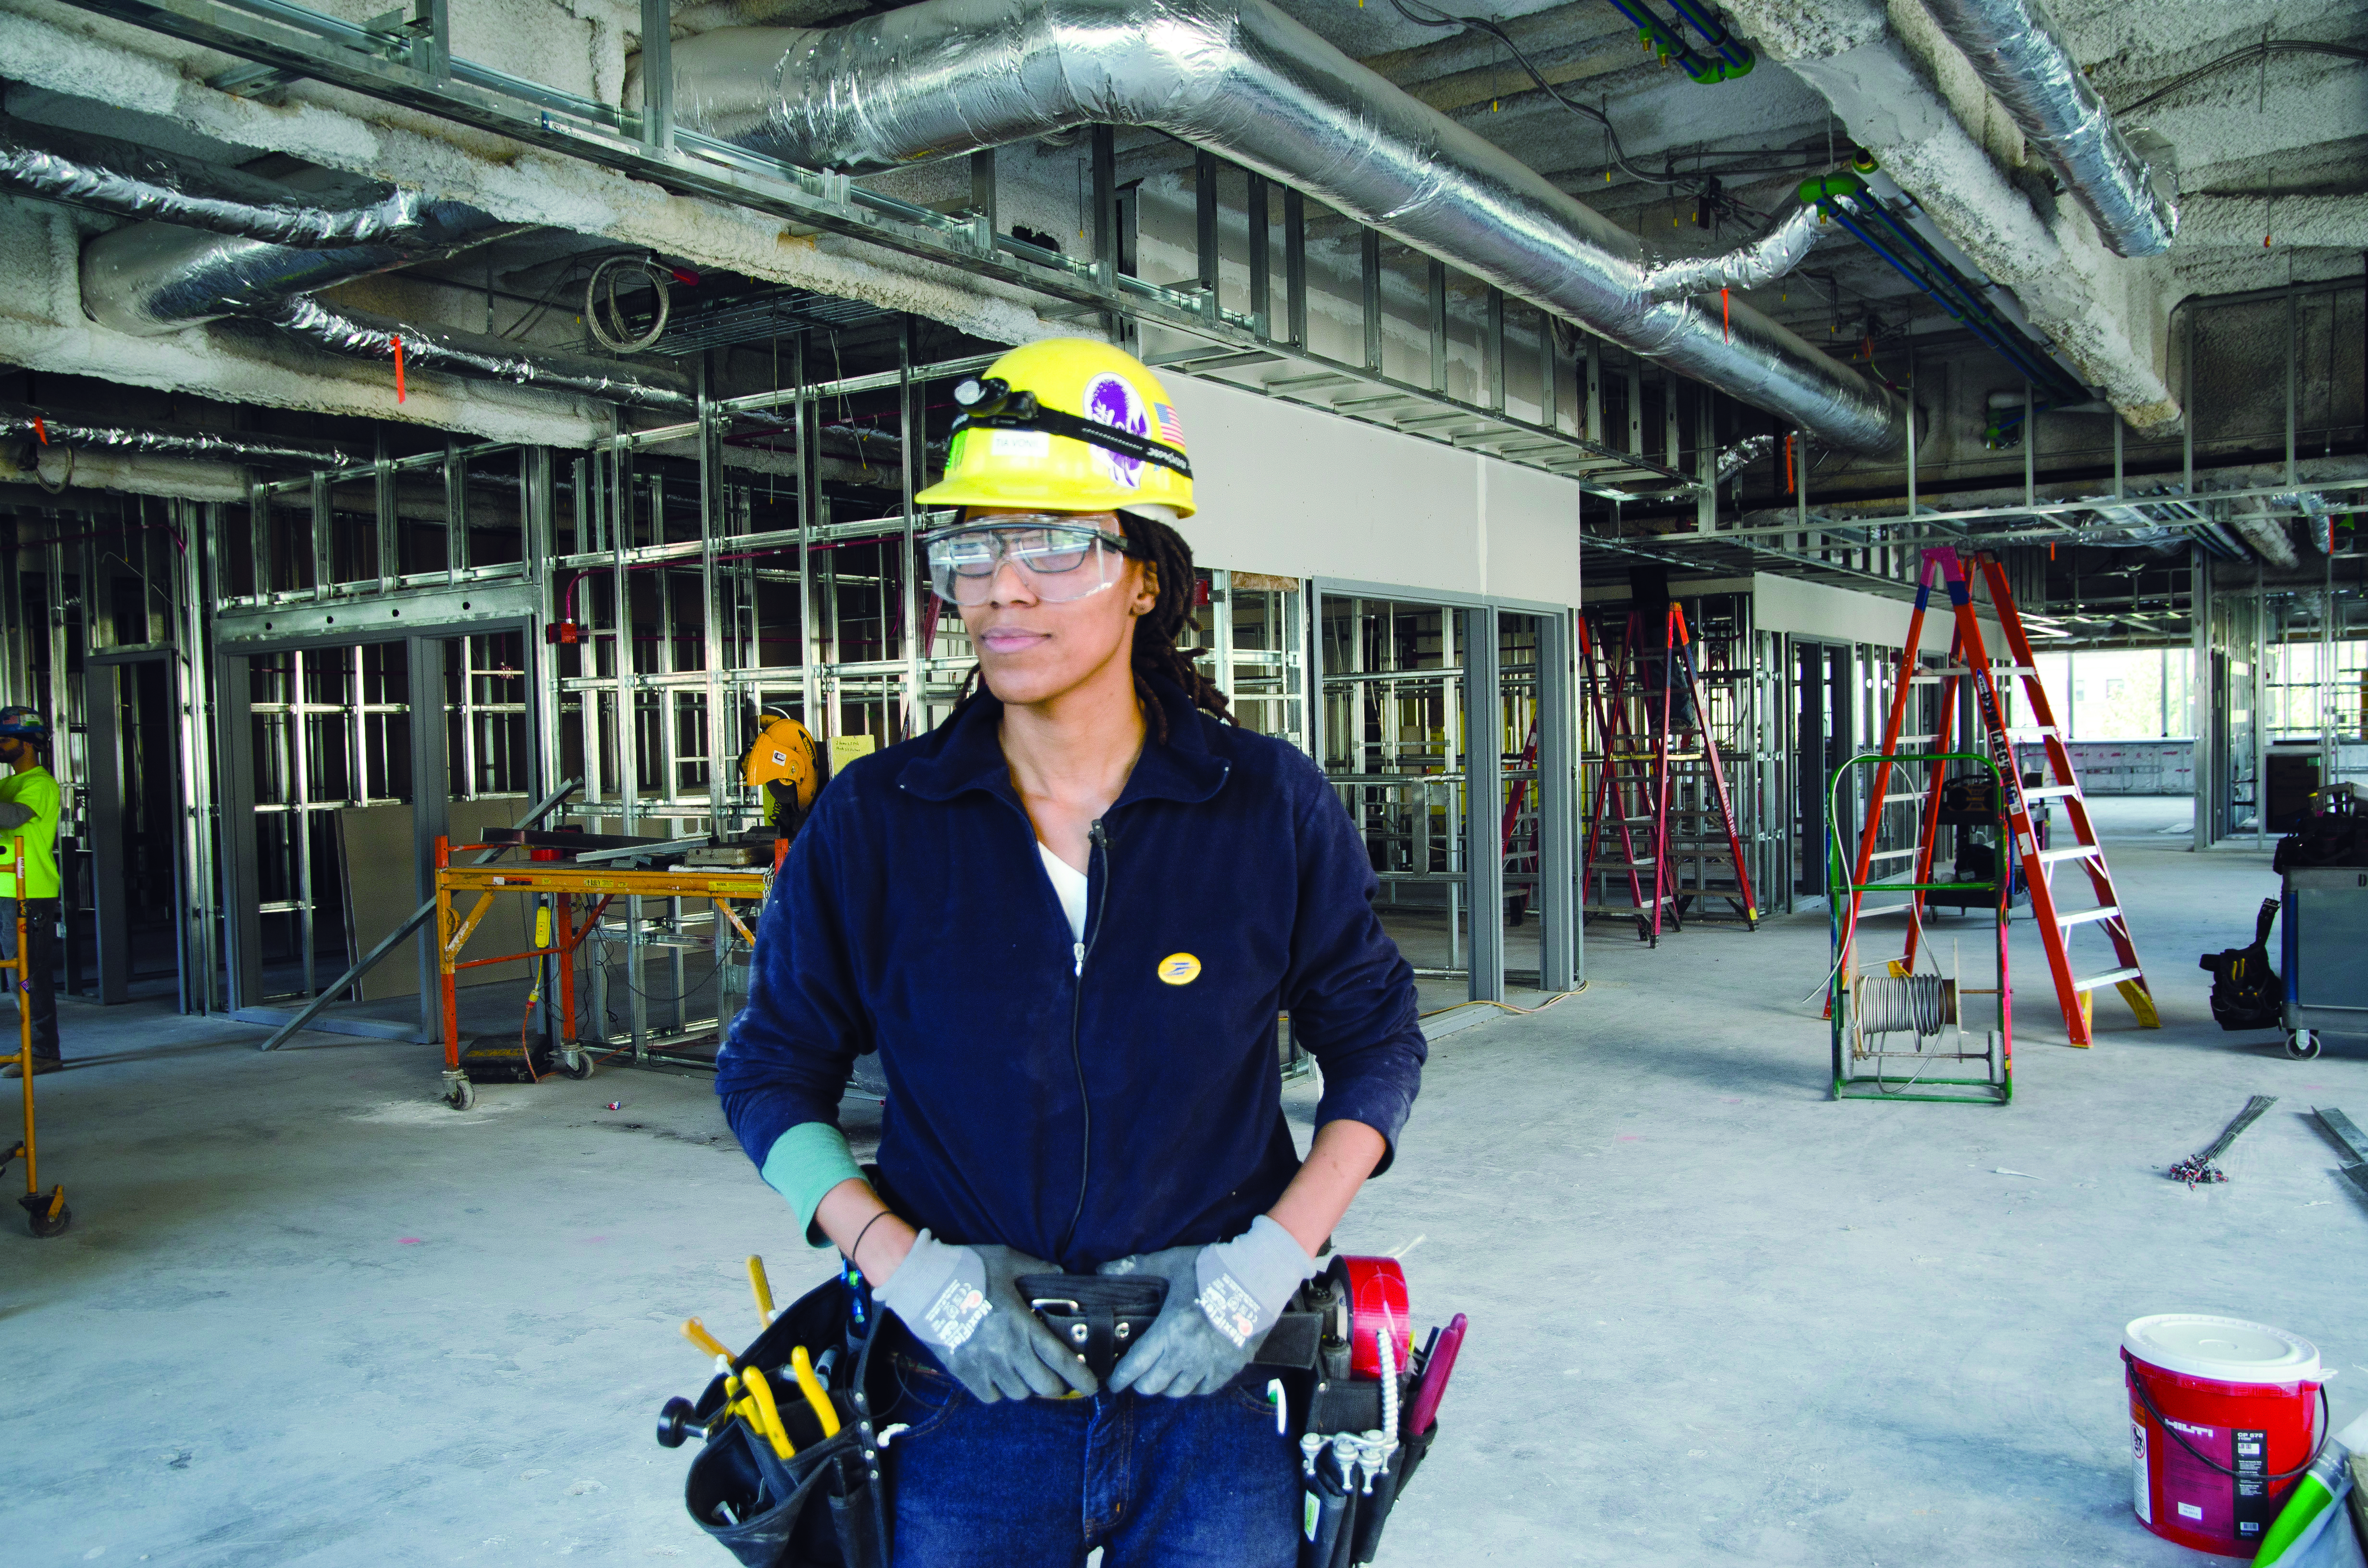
[875,1230,1099,1403]
[1099,1215,1319,1397]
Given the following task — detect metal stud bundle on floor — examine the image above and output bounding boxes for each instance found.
[1846,546,2160,1048]
[1578,598,1758,946]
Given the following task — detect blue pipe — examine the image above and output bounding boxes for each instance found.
[1662,0,1754,74]
[1600,0,1730,83]
[1814,199,2084,402]
[1814,201,2034,370]
[1846,201,2083,400]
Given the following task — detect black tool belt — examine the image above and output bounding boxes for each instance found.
[1019,1274,1163,1382]
[1020,1273,1329,1383]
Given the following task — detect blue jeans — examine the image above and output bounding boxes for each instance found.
[881,1351,1301,1568]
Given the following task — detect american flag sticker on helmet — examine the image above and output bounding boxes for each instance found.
[1153,401,1184,447]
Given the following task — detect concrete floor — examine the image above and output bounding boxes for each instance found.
[5,806,2364,1566]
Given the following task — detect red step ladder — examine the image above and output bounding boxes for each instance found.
[1501,714,1542,922]
[1580,603,1758,946]
[1846,547,2160,1046]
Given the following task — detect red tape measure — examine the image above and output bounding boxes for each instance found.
[1340,1255,1411,1380]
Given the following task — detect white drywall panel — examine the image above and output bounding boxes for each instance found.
[1751,571,2000,654]
[1475,458,1586,603]
[1161,373,1587,607]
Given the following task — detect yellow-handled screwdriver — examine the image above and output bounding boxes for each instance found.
[683,1316,736,1367]
[748,1255,777,1328]
[789,1345,840,1438]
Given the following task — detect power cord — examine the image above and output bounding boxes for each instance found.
[2112,38,2368,118]
[1419,978,1589,1021]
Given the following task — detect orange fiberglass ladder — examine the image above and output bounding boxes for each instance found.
[1846,546,2160,1047]
[1580,601,1758,946]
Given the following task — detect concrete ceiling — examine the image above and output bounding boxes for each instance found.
[838,0,2365,430]
[1270,0,2366,425]
[0,0,2358,462]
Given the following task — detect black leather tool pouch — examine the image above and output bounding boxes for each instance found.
[1018,1274,1167,1382]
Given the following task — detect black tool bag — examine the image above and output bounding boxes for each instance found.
[1269,1263,1438,1568]
[2198,897,2283,1032]
[2274,791,2366,872]
[657,1269,891,1568]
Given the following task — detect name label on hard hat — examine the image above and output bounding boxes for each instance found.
[990,429,1051,458]
[1157,953,1201,986]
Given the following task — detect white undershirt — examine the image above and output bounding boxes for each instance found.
[1038,841,1089,942]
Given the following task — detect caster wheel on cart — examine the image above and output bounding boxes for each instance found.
[560,1050,594,1081]
[444,1075,476,1111]
[20,1189,69,1238]
[2286,1030,2321,1061]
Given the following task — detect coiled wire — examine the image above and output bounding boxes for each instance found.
[1852,973,1957,1038]
[585,256,672,354]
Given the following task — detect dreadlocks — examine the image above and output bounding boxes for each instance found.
[1116,510,1233,741]
[947,511,1234,741]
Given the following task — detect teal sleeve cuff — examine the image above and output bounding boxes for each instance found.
[760,1122,866,1247]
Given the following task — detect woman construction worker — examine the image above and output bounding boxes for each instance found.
[714,338,1426,1565]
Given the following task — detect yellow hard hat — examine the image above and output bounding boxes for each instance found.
[742,714,821,811]
[916,339,1195,520]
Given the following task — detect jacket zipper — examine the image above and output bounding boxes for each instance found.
[1059,818,1111,1258]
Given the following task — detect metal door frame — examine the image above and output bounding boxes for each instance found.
[1307,578,1578,1002]
[212,615,543,1040]
[1793,638,1857,899]
[83,649,179,1008]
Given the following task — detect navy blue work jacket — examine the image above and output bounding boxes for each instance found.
[714,677,1425,1271]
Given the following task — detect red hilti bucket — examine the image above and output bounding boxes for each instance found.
[2122,1315,2325,1555]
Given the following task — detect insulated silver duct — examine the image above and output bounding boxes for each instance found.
[0,134,459,249]
[2081,501,2193,555]
[664,0,1907,454]
[1711,433,1774,485]
[81,207,512,337]
[50,145,696,416]
[2225,497,2299,569]
[271,299,702,417]
[1643,207,1824,304]
[0,406,358,467]
[1915,0,2176,258]
[2275,491,2334,554]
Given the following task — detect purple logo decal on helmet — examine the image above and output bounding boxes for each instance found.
[1081,372,1148,490]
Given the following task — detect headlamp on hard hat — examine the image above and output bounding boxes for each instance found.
[947,379,1192,482]
[924,517,1139,607]
[951,376,1034,422]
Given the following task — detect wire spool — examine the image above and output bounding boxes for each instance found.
[585,255,672,354]
[1852,972,1957,1038]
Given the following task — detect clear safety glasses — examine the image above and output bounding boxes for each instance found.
[924,517,1135,606]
